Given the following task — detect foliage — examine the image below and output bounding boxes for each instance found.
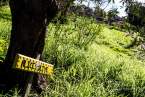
[107,8,119,25]
[94,5,106,20]
[126,2,145,28]
[41,19,145,96]
[0,6,11,61]
[43,15,101,68]
[41,15,145,97]
[0,0,9,6]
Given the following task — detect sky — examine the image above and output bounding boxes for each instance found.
[105,0,126,17]
[105,0,145,17]
[76,0,145,17]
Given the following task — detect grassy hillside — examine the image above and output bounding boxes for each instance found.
[1,6,145,97]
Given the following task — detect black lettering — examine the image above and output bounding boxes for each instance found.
[16,56,20,68]
[33,62,36,71]
[21,59,26,69]
[28,61,33,71]
[30,62,35,71]
[27,60,31,70]
[37,65,42,73]
[41,64,46,74]
[44,66,48,74]
[42,66,45,74]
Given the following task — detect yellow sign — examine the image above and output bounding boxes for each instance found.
[13,54,53,75]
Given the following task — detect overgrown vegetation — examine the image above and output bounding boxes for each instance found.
[1,6,145,97]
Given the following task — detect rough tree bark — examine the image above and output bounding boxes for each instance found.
[0,0,58,94]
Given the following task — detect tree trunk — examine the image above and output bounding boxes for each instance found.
[1,0,58,93]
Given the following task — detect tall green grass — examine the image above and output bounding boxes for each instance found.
[40,17,145,96]
[0,6,11,60]
[1,6,145,97]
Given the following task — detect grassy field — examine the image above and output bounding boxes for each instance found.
[1,6,145,97]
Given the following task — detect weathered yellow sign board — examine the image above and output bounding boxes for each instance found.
[13,54,53,75]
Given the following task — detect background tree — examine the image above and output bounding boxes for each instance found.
[125,1,145,31]
[107,8,119,25]
[94,5,107,22]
